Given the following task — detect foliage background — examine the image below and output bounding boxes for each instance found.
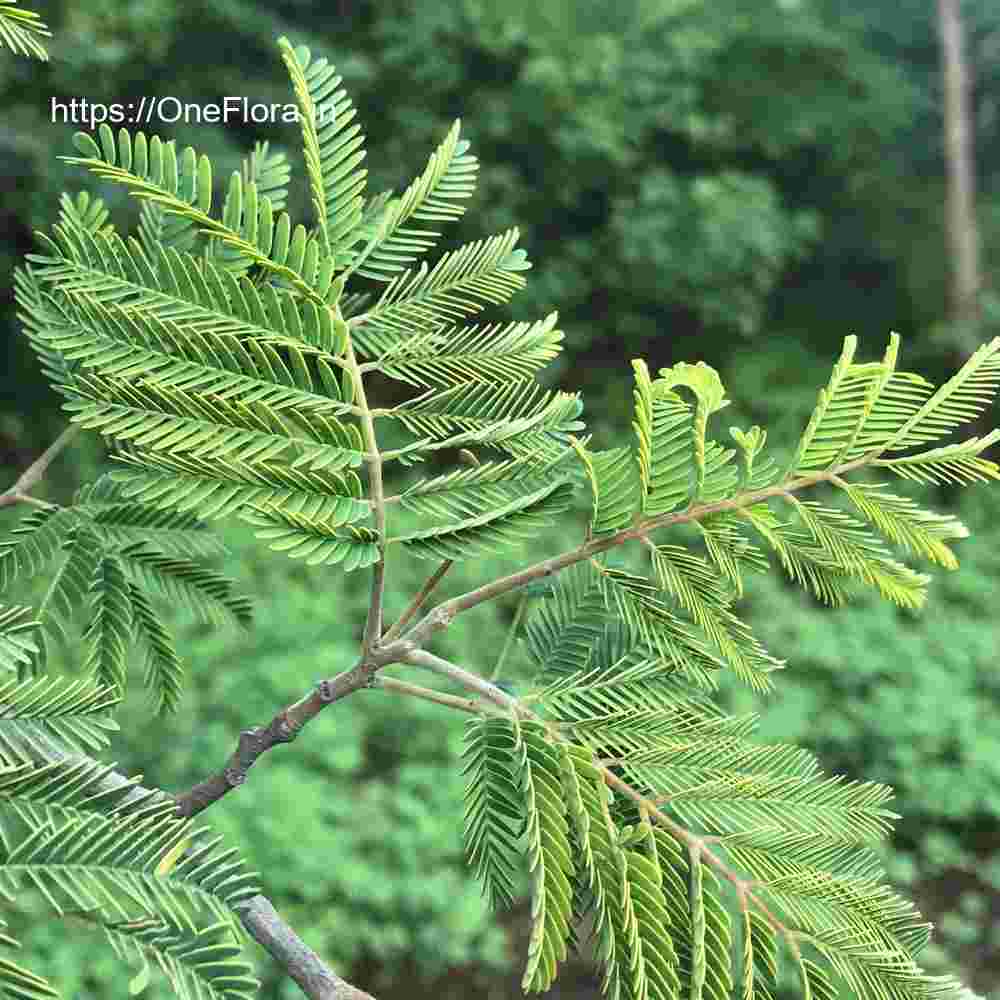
[1,0,998,998]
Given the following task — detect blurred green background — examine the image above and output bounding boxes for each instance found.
[2,0,999,998]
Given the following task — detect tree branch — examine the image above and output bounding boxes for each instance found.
[373,674,486,714]
[380,559,453,643]
[399,452,877,649]
[169,626,431,817]
[0,403,884,994]
[172,653,398,818]
[403,649,524,714]
[0,425,79,508]
[235,895,376,1000]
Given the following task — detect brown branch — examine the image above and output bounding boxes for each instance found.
[403,649,526,715]
[364,560,386,655]
[0,425,79,508]
[0,414,885,984]
[236,895,376,1000]
[174,658,490,819]
[398,452,877,650]
[374,674,485,715]
[173,656,391,818]
[1,491,55,509]
[380,559,453,644]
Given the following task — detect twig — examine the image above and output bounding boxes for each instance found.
[236,895,376,1000]
[373,674,485,715]
[2,491,55,509]
[0,425,79,508]
[398,451,879,650]
[0,414,883,990]
[380,559,453,644]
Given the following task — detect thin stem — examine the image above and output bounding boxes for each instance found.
[0,425,79,508]
[403,649,523,715]
[599,767,790,939]
[6,491,56,509]
[373,674,485,715]
[381,559,453,644]
[343,311,386,655]
[399,451,878,649]
[489,590,528,682]
[365,563,386,655]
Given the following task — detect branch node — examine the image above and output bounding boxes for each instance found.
[224,766,246,787]
[237,726,262,750]
[274,716,297,742]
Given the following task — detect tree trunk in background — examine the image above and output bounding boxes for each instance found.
[936,0,982,348]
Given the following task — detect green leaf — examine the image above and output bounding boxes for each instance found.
[632,359,698,516]
[378,312,563,389]
[240,507,379,570]
[128,582,184,716]
[347,119,477,281]
[0,760,259,999]
[393,480,574,561]
[277,37,366,259]
[350,230,529,357]
[62,123,325,300]
[0,605,41,677]
[82,554,132,692]
[525,562,608,679]
[517,722,575,993]
[461,718,523,911]
[573,443,640,537]
[836,480,969,569]
[881,335,1000,451]
[655,360,730,501]
[118,544,251,628]
[0,926,60,1000]
[870,430,1000,486]
[0,0,51,61]
[0,676,119,764]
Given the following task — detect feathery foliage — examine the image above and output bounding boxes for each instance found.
[4,29,999,1000]
[0,475,249,714]
[0,0,49,60]
[0,750,260,1000]
[0,605,40,677]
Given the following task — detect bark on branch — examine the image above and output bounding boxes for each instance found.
[0,425,78,508]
